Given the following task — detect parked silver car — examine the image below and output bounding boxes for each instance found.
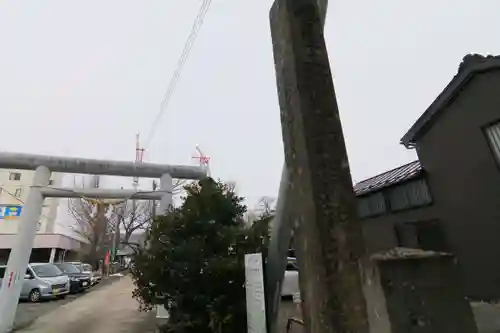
[0,263,70,302]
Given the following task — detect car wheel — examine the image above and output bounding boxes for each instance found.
[28,289,41,302]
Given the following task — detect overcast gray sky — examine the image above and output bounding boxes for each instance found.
[0,1,499,207]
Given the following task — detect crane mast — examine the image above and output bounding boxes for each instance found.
[133,133,145,189]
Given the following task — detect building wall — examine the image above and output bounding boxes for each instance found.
[357,175,446,258]
[415,69,500,300]
[0,169,63,234]
[361,204,438,253]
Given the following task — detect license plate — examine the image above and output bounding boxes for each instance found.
[53,289,60,295]
[82,282,88,286]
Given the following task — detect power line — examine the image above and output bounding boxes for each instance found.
[144,0,213,150]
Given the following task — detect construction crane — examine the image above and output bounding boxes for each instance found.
[79,132,144,215]
[133,133,145,190]
[192,145,211,176]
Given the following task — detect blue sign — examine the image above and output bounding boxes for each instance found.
[0,205,23,219]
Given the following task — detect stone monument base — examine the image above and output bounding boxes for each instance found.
[363,248,478,333]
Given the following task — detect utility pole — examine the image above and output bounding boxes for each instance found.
[269,1,369,333]
[95,201,108,274]
[152,180,157,219]
[133,133,145,190]
[112,202,123,263]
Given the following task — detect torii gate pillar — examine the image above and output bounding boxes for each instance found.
[268,0,369,332]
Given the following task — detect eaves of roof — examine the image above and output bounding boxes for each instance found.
[400,54,500,148]
[353,160,423,196]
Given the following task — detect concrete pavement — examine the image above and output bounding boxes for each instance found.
[15,276,156,333]
[14,276,121,330]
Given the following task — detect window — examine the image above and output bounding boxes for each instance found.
[54,263,81,274]
[387,179,432,211]
[31,264,63,278]
[395,220,448,252]
[357,192,387,218]
[14,188,22,197]
[394,223,419,249]
[82,264,93,272]
[485,121,500,164]
[9,172,21,181]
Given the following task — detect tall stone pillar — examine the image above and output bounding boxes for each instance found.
[269,1,369,332]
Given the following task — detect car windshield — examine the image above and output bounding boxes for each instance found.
[82,264,93,272]
[31,264,63,277]
[55,263,81,274]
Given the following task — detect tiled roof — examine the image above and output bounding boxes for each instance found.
[354,160,423,196]
[401,54,500,148]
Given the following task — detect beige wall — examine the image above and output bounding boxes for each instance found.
[0,169,63,234]
[0,233,84,251]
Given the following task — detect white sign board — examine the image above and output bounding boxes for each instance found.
[156,305,170,319]
[155,293,170,319]
[245,253,267,333]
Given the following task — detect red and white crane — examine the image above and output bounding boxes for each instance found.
[192,145,211,177]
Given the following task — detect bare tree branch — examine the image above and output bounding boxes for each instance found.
[67,175,113,268]
[258,196,276,215]
[67,175,191,265]
[111,199,154,245]
[172,179,190,196]
[67,196,95,240]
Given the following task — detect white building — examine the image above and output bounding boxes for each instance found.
[0,169,87,264]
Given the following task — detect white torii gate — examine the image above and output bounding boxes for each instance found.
[0,152,206,333]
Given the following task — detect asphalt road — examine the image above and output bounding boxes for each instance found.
[13,275,124,331]
[279,299,303,333]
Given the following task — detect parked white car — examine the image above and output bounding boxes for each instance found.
[281,258,300,297]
